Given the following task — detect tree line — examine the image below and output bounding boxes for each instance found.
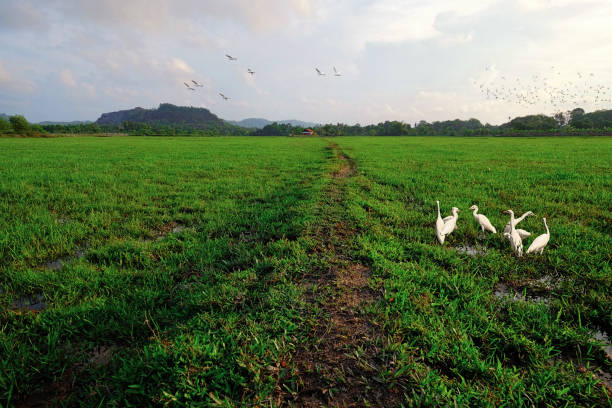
[2,108,612,137]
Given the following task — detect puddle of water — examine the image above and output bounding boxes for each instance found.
[592,330,612,360]
[493,283,549,305]
[455,245,488,256]
[74,245,88,259]
[239,231,257,242]
[46,260,64,270]
[45,243,90,270]
[176,282,196,291]
[10,294,46,312]
[143,223,190,243]
[594,369,612,389]
[533,274,558,290]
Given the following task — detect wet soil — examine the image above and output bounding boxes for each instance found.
[276,143,399,407]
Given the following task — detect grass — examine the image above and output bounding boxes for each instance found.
[0,136,330,406]
[336,136,612,406]
[0,135,611,406]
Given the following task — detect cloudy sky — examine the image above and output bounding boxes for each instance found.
[1,0,611,125]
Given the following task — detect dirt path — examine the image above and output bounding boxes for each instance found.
[276,143,397,407]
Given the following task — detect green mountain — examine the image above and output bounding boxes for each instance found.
[95,103,226,129]
[228,118,320,129]
[38,120,93,125]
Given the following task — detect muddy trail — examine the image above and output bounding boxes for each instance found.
[276,143,398,407]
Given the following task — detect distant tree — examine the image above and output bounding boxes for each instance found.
[570,108,585,122]
[9,115,31,134]
[0,117,11,133]
[30,124,45,134]
[554,111,569,127]
[570,109,612,129]
[508,114,557,131]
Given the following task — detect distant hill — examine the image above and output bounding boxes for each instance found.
[96,103,227,129]
[228,117,320,129]
[38,120,93,125]
[0,113,9,121]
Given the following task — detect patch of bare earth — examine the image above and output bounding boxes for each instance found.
[275,143,398,407]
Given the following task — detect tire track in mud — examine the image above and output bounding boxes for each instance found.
[276,143,398,407]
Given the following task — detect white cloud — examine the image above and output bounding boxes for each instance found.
[0,60,36,94]
[0,61,11,83]
[167,58,194,76]
[59,69,77,87]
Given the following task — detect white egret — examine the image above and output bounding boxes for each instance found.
[516,229,531,240]
[440,207,460,238]
[503,210,523,257]
[469,205,497,234]
[435,201,445,244]
[504,211,534,241]
[526,218,550,255]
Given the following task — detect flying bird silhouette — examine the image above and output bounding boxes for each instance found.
[219,93,229,100]
[225,54,237,61]
[184,82,195,91]
[247,69,255,75]
[191,80,203,87]
[316,68,325,76]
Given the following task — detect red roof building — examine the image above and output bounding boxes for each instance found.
[301,128,314,135]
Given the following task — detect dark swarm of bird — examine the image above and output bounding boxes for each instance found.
[474,65,611,116]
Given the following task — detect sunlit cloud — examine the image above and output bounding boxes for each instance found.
[59,69,77,87]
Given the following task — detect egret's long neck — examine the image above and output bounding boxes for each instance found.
[544,219,549,235]
[472,208,478,217]
[516,212,529,223]
[437,201,441,217]
[509,213,516,231]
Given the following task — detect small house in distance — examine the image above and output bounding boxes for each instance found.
[301,128,314,136]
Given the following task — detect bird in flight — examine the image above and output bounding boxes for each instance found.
[184,82,195,91]
[225,54,237,61]
[191,80,203,87]
[316,68,325,76]
[333,67,341,76]
[247,69,255,76]
[219,93,229,100]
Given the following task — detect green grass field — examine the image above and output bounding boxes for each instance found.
[1,136,611,407]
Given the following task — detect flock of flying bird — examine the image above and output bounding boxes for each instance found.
[182,54,341,101]
[435,202,550,257]
[183,57,609,114]
[474,66,611,112]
